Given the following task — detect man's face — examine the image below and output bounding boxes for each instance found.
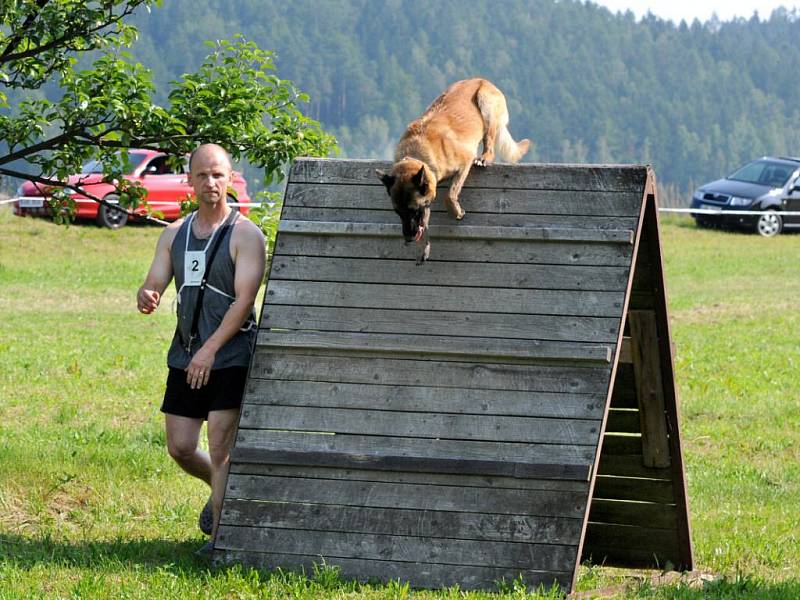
[189,149,232,205]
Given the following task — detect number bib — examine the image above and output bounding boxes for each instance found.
[184,250,206,286]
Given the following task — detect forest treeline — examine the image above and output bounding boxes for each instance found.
[16,0,800,194]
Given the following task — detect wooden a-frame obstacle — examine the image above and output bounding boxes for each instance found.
[213,158,693,593]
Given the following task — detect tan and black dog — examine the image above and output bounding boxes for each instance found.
[377,78,530,264]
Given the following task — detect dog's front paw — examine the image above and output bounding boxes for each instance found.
[473,157,486,167]
[416,242,431,265]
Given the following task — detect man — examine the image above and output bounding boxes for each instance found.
[136,144,265,554]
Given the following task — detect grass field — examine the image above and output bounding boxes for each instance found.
[0,207,798,599]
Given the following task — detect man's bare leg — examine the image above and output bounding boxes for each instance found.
[165,414,212,485]
[207,407,240,538]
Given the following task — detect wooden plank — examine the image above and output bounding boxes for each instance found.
[597,434,643,455]
[215,525,577,572]
[284,183,643,217]
[604,409,641,433]
[289,158,648,193]
[243,380,607,420]
[240,405,602,445]
[264,281,626,318]
[588,499,678,530]
[274,232,634,266]
[628,310,671,468]
[631,261,657,292]
[628,290,655,310]
[220,498,584,544]
[610,364,637,408]
[583,523,680,553]
[581,543,682,570]
[256,331,612,364]
[214,550,573,591]
[278,220,634,243]
[595,454,671,480]
[581,544,688,571]
[250,351,612,395]
[592,475,675,504]
[269,255,630,292]
[619,337,632,363]
[262,305,622,344]
[232,448,589,481]
[620,338,673,366]
[232,431,595,480]
[225,474,589,518]
[230,463,591,493]
[281,206,639,231]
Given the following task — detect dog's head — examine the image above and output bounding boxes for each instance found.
[376,159,436,242]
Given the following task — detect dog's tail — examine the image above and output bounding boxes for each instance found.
[496,124,530,164]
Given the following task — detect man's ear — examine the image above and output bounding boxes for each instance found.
[412,166,429,196]
[376,169,395,195]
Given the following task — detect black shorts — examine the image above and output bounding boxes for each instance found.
[161,366,248,420]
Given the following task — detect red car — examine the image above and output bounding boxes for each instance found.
[14,149,251,228]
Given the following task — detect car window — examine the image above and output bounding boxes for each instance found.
[729,160,794,187]
[82,152,148,174]
[143,156,178,175]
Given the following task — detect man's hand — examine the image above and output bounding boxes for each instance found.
[137,287,161,314]
[186,345,216,389]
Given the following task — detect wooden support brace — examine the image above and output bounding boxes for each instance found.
[628,310,671,468]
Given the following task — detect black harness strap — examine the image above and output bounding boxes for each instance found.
[185,210,238,353]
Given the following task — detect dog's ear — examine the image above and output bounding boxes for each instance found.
[412,166,430,196]
[376,169,395,195]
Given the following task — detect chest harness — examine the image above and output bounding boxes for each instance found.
[175,210,255,353]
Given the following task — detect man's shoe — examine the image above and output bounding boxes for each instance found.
[198,496,213,536]
[195,540,214,558]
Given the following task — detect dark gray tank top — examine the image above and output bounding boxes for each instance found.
[167,212,257,369]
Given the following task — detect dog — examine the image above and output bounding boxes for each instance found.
[377,78,530,264]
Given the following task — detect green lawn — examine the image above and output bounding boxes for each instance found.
[0,208,798,599]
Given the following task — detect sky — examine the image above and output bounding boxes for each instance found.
[592,0,799,23]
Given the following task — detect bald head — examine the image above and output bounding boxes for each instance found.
[188,143,232,173]
[188,143,234,206]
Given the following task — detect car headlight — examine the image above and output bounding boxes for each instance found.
[729,196,752,206]
[693,189,706,201]
[16,183,25,196]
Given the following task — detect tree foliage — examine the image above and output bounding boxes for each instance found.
[6,0,800,200]
[0,0,336,221]
[123,0,800,192]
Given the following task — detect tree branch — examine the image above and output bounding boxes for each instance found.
[0,166,169,226]
[0,132,76,165]
[0,0,50,63]
[1,3,138,64]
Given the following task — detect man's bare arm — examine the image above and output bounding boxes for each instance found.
[137,222,180,314]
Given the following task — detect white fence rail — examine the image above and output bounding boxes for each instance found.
[659,207,800,216]
[6,196,800,216]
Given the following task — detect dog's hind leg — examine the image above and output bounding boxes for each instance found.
[475,82,504,166]
[476,82,530,164]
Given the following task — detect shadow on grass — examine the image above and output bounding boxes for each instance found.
[0,533,216,574]
[0,533,375,595]
[4,534,800,598]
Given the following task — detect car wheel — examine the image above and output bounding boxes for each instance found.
[96,194,128,229]
[695,218,712,229]
[756,210,782,238]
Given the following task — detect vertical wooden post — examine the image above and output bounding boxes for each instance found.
[628,309,671,468]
